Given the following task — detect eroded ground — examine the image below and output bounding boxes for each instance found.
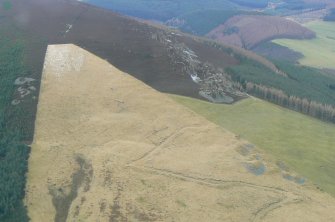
[25,44,335,222]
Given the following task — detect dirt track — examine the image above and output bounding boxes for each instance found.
[25,44,335,222]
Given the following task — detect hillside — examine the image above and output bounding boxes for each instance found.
[165,9,263,36]
[0,0,253,104]
[165,9,242,36]
[172,95,335,196]
[77,0,238,21]
[26,44,335,222]
[83,0,335,22]
[252,42,304,63]
[274,21,335,69]
[206,15,316,49]
[81,0,334,39]
[3,0,334,117]
[1,0,335,219]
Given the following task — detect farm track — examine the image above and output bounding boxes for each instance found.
[127,165,310,222]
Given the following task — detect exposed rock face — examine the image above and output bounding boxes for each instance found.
[25,44,335,222]
[207,15,316,49]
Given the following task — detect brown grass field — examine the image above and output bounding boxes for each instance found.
[25,44,335,222]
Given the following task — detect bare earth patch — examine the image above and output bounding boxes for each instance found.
[25,44,335,222]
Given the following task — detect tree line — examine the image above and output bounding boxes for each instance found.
[246,82,335,123]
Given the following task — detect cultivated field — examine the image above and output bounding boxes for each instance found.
[274,21,335,69]
[25,44,335,221]
[171,95,335,196]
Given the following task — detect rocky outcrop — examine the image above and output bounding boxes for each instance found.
[153,30,246,103]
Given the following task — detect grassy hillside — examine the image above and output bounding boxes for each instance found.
[274,21,335,69]
[171,95,335,196]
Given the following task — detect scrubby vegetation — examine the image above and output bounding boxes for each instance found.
[0,32,30,221]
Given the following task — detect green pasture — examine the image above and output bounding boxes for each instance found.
[274,21,335,69]
[171,95,335,196]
